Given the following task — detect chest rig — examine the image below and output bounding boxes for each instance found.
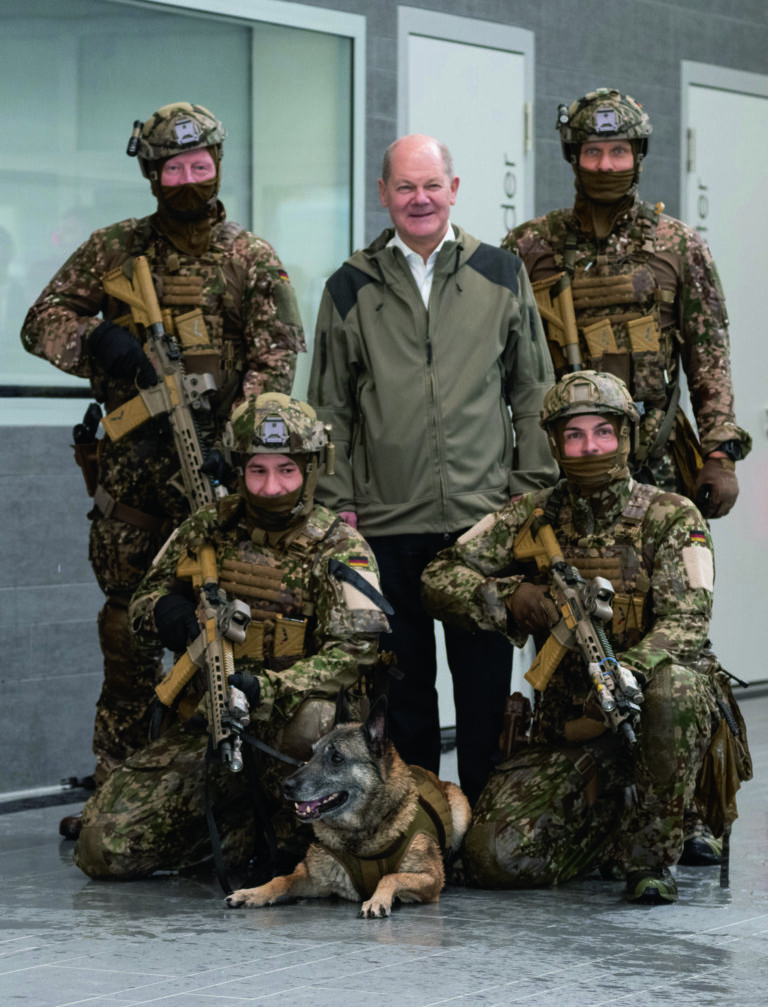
[213,510,336,672]
[557,203,677,412]
[104,219,249,418]
[554,481,659,649]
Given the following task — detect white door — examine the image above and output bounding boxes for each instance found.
[398,7,534,245]
[681,64,768,684]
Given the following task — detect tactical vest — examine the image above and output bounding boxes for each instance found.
[104,217,250,415]
[322,766,455,901]
[212,505,338,670]
[556,203,678,412]
[555,481,659,649]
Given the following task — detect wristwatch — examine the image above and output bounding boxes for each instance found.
[708,440,742,462]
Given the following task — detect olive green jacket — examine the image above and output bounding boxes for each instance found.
[308,225,558,537]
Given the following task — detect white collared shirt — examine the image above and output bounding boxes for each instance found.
[387,224,453,307]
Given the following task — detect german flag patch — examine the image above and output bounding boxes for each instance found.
[348,555,370,569]
[689,530,707,545]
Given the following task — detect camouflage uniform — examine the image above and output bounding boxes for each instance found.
[20,105,304,783]
[421,372,720,891]
[503,89,751,493]
[74,490,389,879]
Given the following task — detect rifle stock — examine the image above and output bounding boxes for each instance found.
[531,272,583,373]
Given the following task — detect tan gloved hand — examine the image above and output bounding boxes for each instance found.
[506,583,559,635]
[695,456,738,519]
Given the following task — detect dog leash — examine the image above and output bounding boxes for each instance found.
[204,731,304,896]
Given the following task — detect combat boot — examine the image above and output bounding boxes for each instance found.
[678,820,722,866]
[624,867,678,905]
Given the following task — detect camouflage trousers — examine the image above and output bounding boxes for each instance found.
[74,719,314,880]
[88,427,189,784]
[464,661,714,888]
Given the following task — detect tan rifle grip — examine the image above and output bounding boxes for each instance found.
[524,635,570,691]
[101,393,152,440]
[155,650,199,707]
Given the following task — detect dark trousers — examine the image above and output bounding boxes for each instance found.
[368,532,513,807]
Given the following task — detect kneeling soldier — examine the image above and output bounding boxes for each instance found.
[74,394,390,880]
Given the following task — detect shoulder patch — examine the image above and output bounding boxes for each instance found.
[464,244,521,294]
[326,264,377,320]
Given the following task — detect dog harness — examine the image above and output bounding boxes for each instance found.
[323,766,455,900]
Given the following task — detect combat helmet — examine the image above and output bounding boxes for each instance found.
[541,370,639,430]
[222,393,330,464]
[221,393,334,530]
[541,371,639,491]
[127,102,226,179]
[556,88,652,165]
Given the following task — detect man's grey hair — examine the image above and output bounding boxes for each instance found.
[381,137,454,183]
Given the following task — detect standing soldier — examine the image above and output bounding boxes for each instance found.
[504,90,752,864]
[504,88,751,516]
[21,103,305,834]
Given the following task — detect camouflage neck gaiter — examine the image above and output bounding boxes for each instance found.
[152,183,218,257]
[572,167,636,239]
[149,149,222,256]
[560,451,629,493]
[567,474,632,536]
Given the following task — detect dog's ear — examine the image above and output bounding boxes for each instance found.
[333,687,353,726]
[363,694,389,757]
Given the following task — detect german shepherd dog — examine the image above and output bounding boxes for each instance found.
[226,697,471,918]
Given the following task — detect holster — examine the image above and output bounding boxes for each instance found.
[72,441,99,498]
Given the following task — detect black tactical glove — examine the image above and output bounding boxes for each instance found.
[228,672,261,709]
[506,583,559,635]
[153,594,200,653]
[695,456,739,519]
[88,320,158,388]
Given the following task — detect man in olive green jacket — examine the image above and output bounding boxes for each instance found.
[308,134,557,805]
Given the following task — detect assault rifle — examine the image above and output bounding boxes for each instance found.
[513,509,644,745]
[154,542,252,771]
[100,255,225,511]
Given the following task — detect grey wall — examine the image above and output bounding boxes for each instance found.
[4,0,767,796]
[1,429,103,793]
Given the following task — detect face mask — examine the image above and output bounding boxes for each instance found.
[560,451,628,493]
[159,180,219,221]
[577,166,635,204]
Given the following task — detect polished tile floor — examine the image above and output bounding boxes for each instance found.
[2,693,767,1007]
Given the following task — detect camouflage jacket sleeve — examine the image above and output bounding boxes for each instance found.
[619,492,713,682]
[235,232,306,398]
[253,522,390,723]
[503,262,560,494]
[20,226,124,377]
[660,218,751,457]
[421,493,544,646]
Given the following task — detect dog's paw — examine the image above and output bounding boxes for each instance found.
[359,897,392,919]
[225,888,268,909]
